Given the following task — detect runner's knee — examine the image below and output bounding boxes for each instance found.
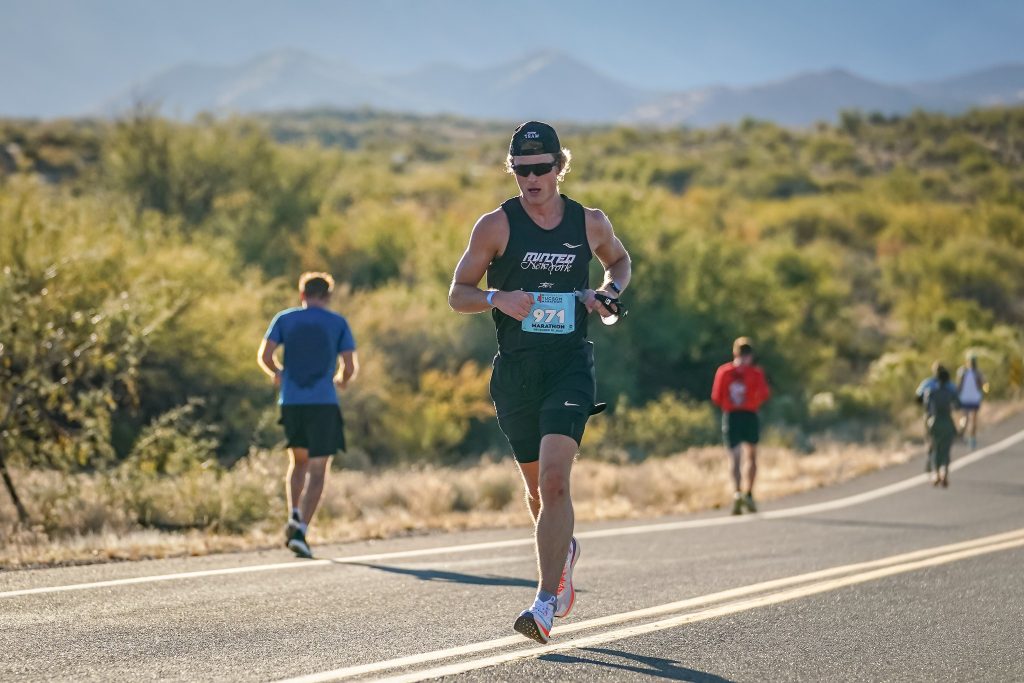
[307,460,329,483]
[539,467,570,501]
[288,458,308,480]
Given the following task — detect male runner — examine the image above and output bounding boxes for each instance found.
[711,337,770,515]
[258,272,358,559]
[449,121,631,643]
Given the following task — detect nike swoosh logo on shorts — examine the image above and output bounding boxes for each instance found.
[563,243,582,249]
[564,401,579,407]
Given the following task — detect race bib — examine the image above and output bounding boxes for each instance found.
[522,292,575,334]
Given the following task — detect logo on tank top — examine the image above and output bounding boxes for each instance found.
[521,251,576,273]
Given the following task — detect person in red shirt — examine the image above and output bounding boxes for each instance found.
[711,337,771,515]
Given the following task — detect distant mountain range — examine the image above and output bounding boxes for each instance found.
[103,49,1024,127]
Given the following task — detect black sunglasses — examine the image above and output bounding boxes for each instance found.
[512,161,558,177]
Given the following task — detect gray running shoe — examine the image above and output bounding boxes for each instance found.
[286,527,313,559]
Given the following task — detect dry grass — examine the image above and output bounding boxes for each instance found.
[0,442,913,569]
[2,402,1021,570]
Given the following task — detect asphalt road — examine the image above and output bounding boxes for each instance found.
[2,417,1023,683]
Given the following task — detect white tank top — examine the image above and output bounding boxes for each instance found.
[959,368,982,404]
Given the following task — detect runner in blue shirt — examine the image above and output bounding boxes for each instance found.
[956,351,988,450]
[258,272,358,558]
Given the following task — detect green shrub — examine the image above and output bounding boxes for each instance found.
[607,394,720,459]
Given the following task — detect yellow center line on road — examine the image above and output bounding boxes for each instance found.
[270,527,1024,683]
[369,533,1024,683]
[4,427,1022,600]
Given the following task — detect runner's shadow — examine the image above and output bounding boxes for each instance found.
[342,562,535,588]
[540,647,735,682]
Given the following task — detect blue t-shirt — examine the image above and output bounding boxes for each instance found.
[265,306,356,405]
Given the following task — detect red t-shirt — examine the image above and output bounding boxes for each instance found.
[711,362,770,413]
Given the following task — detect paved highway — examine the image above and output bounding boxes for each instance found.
[2,417,1023,682]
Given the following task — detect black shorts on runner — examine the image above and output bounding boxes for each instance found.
[723,410,760,448]
[489,342,597,464]
[279,404,346,457]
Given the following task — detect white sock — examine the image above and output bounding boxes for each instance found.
[299,522,308,534]
[291,507,301,522]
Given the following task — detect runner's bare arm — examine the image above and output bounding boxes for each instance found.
[583,208,631,314]
[334,350,358,389]
[449,210,534,321]
[258,339,280,378]
[257,339,282,387]
[586,208,631,292]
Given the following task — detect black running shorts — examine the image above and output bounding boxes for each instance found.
[723,410,760,448]
[489,342,597,464]
[279,404,346,457]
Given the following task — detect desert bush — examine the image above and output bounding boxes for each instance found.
[604,393,720,459]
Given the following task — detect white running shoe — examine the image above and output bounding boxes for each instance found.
[554,537,580,618]
[514,596,555,644]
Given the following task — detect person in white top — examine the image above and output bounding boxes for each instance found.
[956,351,987,450]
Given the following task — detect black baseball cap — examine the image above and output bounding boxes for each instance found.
[509,121,561,157]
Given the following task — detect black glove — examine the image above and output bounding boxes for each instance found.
[593,292,627,324]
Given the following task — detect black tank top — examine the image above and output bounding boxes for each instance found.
[487,195,592,355]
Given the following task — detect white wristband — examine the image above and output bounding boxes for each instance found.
[486,290,497,307]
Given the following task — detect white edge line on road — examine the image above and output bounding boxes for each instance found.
[370,535,1024,683]
[269,527,1024,683]
[3,428,1023,600]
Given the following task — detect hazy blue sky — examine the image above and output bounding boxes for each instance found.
[3,0,1022,117]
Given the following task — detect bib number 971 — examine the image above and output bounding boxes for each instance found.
[533,308,566,325]
[521,292,575,334]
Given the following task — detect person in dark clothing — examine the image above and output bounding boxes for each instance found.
[924,365,960,488]
[915,360,955,473]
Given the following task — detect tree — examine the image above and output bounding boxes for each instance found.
[0,177,185,522]
[0,267,152,521]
